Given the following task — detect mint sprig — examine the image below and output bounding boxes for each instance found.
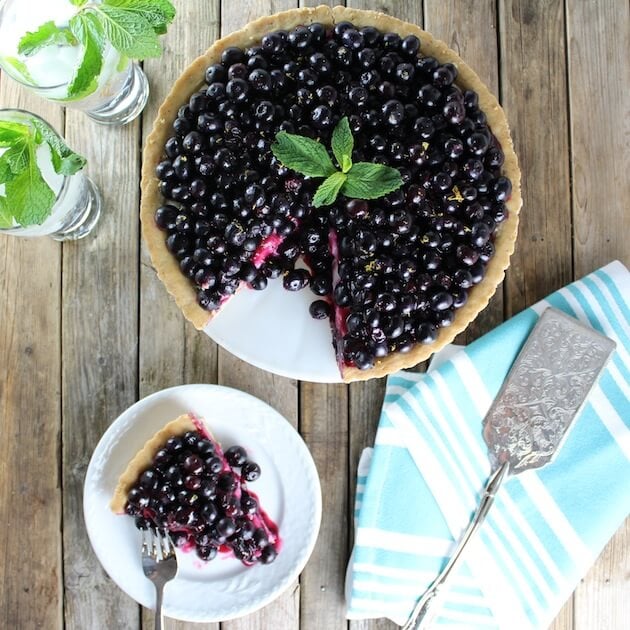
[0,118,86,228]
[68,12,105,100]
[16,0,176,100]
[271,117,403,208]
[17,21,77,57]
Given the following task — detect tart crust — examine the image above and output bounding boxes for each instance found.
[110,413,198,513]
[141,5,522,382]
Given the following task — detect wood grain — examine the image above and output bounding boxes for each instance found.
[500,0,572,315]
[0,2,628,630]
[299,382,349,630]
[0,80,63,629]
[139,2,222,628]
[566,1,630,628]
[61,105,141,628]
[566,0,630,274]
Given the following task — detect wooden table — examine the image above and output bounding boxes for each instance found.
[1,1,628,628]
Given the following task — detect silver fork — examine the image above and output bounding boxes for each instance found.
[141,528,178,630]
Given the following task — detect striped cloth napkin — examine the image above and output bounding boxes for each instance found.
[346,260,630,629]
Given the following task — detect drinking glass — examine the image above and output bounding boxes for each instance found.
[0,109,102,241]
[0,0,149,125]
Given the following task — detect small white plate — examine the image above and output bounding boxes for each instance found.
[204,276,343,383]
[83,384,322,622]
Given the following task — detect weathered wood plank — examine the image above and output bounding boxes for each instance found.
[61,104,141,627]
[139,2,222,628]
[574,519,630,630]
[299,382,349,630]
[567,0,630,274]
[566,1,630,628]
[500,0,572,315]
[218,2,301,629]
[347,377,392,630]
[140,0,222,404]
[0,79,63,629]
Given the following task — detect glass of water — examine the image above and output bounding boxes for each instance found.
[0,109,102,241]
[0,0,149,125]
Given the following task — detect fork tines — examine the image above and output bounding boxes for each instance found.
[142,528,176,561]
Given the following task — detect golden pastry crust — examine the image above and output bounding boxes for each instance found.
[141,5,522,382]
[110,413,197,513]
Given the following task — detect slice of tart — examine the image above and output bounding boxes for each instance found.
[111,413,280,565]
[141,6,521,382]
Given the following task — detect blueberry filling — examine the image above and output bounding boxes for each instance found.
[154,22,511,370]
[125,429,279,565]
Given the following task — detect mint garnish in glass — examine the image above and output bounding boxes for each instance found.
[0,0,175,102]
[0,115,86,229]
[270,117,403,208]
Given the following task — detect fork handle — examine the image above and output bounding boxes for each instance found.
[154,583,165,630]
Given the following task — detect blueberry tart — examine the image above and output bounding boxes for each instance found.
[111,413,280,565]
[141,5,521,381]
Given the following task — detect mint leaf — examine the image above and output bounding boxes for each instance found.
[331,117,353,173]
[104,0,176,34]
[313,172,347,208]
[1,56,34,83]
[0,196,13,229]
[342,162,403,200]
[0,143,29,183]
[68,12,105,99]
[94,5,162,58]
[0,154,15,183]
[30,120,86,176]
[271,132,336,178]
[5,143,56,227]
[0,121,29,146]
[70,0,89,6]
[4,139,30,175]
[18,21,76,57]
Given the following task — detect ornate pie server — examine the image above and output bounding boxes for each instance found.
[403,307,616,630]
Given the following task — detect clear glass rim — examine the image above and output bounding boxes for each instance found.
[0,0,72,90]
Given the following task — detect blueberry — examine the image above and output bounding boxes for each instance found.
[242,461,261,482]
[218,472,237,492]
[309,300,330,320]
[250,274,268,291]
[283,269,310,291]
[416,321,437,344]
[226,78,249,102]
[493,176,512,201]
[205,64,225,84]
[400,35,420,58]
[221,46,244,66]
[225,445,247,467]
[260,545,278,564]
[154,205,178,230]
[182,131,204,154]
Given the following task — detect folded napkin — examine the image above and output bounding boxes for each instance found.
[346,260,630,629]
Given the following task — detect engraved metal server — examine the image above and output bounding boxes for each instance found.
[403,307,616,630]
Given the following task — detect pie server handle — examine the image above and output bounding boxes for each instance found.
[401,461,510,630]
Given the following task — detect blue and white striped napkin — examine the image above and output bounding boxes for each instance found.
[346,261,630,629]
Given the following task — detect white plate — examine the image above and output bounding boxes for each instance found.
[83,384,322,622]
[204,276,343,383]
